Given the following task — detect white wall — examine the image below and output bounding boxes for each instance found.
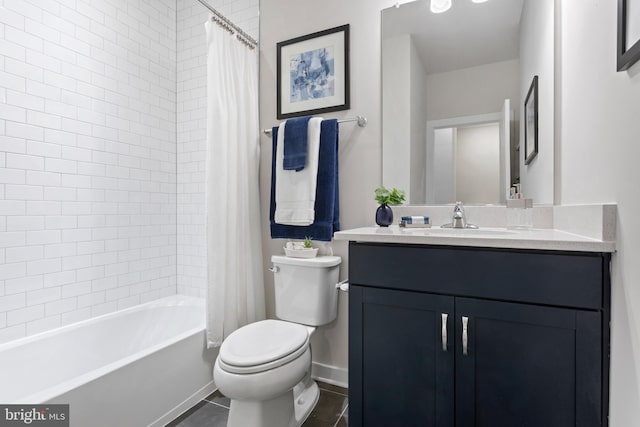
[0,0,177,344]
[176,0,259,298]
[426,59,520,121]
[382,34,427,204]
[433,128,455,204]
[381,34,411,198]
[456,123,500,204]
[409,39,427,204]
[382,33,428,204]
[261,0,406,384]
[559,1,640,425]
[519,0,554,204]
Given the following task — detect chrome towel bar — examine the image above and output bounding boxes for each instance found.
[263,115,368,135]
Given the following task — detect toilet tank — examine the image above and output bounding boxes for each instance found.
[271,255,341,326]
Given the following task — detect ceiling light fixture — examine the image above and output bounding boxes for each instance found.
[430,0,452,13]
[471,0,489,3]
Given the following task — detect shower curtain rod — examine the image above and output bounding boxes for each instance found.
[195,0,258,49]
[262,115,368,135]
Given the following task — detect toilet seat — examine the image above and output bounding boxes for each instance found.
[218,319,310,375]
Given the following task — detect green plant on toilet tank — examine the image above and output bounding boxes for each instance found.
[374,187,405,227]
[303,236,313,249]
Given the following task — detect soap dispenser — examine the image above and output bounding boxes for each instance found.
[506,185,533,229]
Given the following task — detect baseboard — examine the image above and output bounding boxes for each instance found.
[149,380,217,427]
[311,361,348,389]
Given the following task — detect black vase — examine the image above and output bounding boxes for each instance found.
[375,204,394,227]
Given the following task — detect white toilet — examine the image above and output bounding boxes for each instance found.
[213,255,342,427]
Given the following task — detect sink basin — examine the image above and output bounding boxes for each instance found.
[400,227,521,237]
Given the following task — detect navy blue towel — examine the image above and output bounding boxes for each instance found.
[270,119,340,241]
[283,116,312,171]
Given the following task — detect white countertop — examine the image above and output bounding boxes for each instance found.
[334,225,616,252]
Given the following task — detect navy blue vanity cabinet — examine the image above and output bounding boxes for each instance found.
[348,242,611,427]
[349,285,455,426]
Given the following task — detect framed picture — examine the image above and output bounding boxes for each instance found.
[618,0,640,71]
[277,25,350,120]
[524,75,538,166]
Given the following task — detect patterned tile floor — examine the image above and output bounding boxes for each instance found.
[165,382,348,427]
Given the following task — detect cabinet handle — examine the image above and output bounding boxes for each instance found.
[462,316,469,356]
[441,313,448,351]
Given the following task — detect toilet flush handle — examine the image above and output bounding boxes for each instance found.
[335,279,349,292]
[268,265,279,273]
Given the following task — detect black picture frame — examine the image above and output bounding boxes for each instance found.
[618,0,640,71]
[277,25,350,120]
[524,75,538,166]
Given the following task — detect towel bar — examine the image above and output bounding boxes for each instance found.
[263,115,368,135]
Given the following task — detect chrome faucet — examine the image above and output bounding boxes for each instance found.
[451,202,467,228]
[441,202,478,229]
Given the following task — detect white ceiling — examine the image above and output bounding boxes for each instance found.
[382,0,525,74]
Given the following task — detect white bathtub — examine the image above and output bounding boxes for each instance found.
[0,295,216,427]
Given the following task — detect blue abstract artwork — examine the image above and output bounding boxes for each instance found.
[289,46,335,103]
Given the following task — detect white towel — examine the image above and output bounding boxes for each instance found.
[274,117,323,226]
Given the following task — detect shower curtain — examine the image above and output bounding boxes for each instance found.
[204,20,265,348]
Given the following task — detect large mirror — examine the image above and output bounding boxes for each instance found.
[382,0,555,205]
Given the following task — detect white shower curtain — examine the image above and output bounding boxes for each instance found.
[204,20,265,348]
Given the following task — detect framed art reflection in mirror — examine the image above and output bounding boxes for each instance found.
[524,75,538,166]
[617,0,640,71]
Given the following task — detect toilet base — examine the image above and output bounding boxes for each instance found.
[293,377,320,425]
[226,378,319,427]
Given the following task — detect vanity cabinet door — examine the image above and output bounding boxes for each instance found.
[349,285,454,427]
[454,297,602,427]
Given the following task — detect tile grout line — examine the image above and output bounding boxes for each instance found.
[332,403,349,427]
[202,398,230,410]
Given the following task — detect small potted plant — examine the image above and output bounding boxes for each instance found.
[374,187,405,227]
[303,236,313,249]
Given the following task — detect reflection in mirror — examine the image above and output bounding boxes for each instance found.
[432,124,502,204]
[381,0,554,205]
[427,106,511,204]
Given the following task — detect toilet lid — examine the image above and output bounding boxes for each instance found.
[219,319,309,374]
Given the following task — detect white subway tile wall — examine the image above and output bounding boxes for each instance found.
[0,0,180,344]
[176,0,258,297]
